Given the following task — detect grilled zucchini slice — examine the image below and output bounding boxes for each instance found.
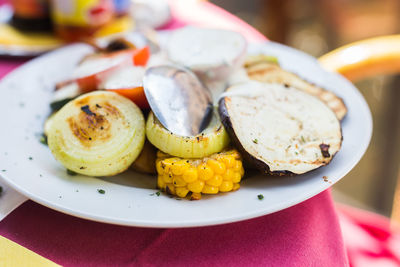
[47,91,145,176]
[146,110,229,158]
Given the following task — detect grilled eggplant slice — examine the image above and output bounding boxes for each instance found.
[246,61,347,120]
[47,91,145,176]
[219,81,342,175]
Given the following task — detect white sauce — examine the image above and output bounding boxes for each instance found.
[167,26,247,70]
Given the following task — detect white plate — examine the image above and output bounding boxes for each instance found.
[0,42,372,228]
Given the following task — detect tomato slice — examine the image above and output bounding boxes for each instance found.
[107,87,149,109]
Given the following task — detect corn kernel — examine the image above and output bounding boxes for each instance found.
[162,173,173,183]
[222,169,235,181]
[162,158,175,165]
[206,174,223,187]
[202,184,219,194]
[219,181,233,192]
[207,159,226,175]
[239,166,245,176]
[171,160,189,175]
[157,176,165,189]
[222,156,236,168]
[187,180,205,193]
[172,175,186,187]
[183,167,198,183]
[232,172,242,183]
[198,164,214,181]
[165,184,175,195]
[233,183,240,191]
[161,162,171,174]
[233,160,243,172]
[191,192,202,200]
[175,187,189,198]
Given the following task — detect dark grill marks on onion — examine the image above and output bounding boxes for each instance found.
[81,105,96,116]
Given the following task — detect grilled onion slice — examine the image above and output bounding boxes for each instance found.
[146,111,230,158]
[47,91,145,176]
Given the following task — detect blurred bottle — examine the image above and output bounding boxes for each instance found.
[50,0,114,42]
[113,0,131,16]
[11,0,52,32]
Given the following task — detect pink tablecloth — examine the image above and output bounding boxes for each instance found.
[0,191,347,266]
[0,1,349,266]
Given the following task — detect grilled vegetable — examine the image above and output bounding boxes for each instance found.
[146,110,230,158]
[156,149,244,199]
[132,46,150,66]
[219,81,342,175]
[105,37,137,52]
[167,26,247,82]
[245,60,347,120]
[47,91,145,176]
[72,46,149,93]
[72,49,137,92]
[100,65,149,109]
[50,82,81,111]
[44,112,57,137]
[244,54,279,68]
[131,140,157,174]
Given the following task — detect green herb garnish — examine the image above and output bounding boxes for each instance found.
[97,189,105,194]
[257,194,264,200]
[39,134,48,146]
[252,139,258,144]
[150,191,161,196]
[301,136,305,143]
[28,157,33,160]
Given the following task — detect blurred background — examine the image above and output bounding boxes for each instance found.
[210,0,400,217]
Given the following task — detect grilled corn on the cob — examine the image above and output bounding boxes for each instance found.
[156,149,244,200]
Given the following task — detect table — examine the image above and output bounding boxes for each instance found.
[0,0,349,266]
